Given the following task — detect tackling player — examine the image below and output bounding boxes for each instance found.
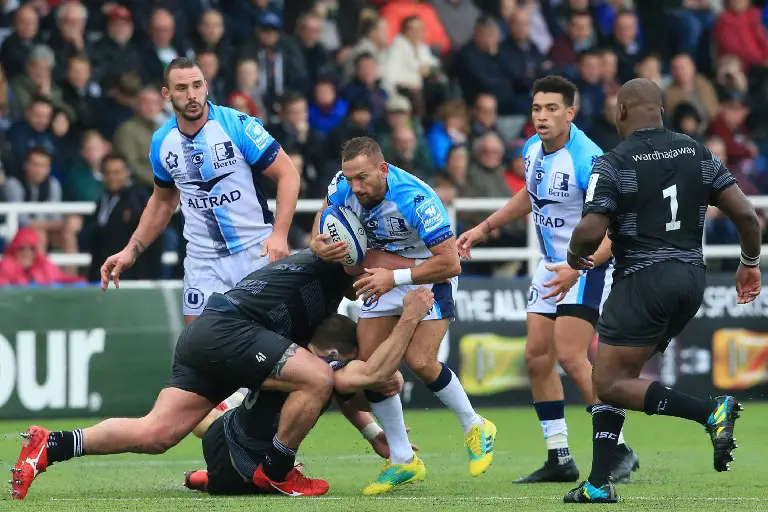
[458,76,638,483]
[310,137,496,495]
[9,250,429,499]
[99,57,300,325]
[183,311,426,495]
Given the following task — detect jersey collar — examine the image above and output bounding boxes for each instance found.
[542,124,579,156]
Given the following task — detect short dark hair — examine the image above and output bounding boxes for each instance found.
[163,57,201,87]
[68,52,90,67]
[310,314,358,354]
[280,90,307,108]
[532,75,578,107]
[341,136,384,163]
[354,52,375,69]
[570,10,592,21]
[101,153,126,171]
[26,145,51,161]
[28,96,53,110]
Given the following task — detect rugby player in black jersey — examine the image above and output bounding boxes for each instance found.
[563,78,762,503]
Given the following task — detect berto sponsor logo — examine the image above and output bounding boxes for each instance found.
[548,171,570,197]
[212,141,237,170]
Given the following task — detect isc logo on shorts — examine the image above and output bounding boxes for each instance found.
[184,288,205,310]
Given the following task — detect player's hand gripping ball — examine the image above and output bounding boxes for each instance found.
[319,205,368,266]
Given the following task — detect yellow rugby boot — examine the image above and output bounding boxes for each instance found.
[466,417,497,476]
[362,454,426,495]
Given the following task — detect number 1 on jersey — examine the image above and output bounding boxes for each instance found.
[663,185,681,231]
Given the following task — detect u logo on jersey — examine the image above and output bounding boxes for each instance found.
[184,288,204,310]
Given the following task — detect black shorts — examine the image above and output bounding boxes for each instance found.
[202,416,267,495]
[597,261,705,352]
[166,300,293,405]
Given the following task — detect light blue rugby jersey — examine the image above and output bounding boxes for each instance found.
[150,101,281,258]
[523,123,603,263]
[326,164,454,259]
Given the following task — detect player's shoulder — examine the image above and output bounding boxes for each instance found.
[568,124,604,160]
[151,117,178,149]
[522,133,542,157]
[327,169,352,199]
[387,163,437,199]
[208,102,259,125]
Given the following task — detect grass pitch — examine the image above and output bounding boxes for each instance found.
[1,405,767,511]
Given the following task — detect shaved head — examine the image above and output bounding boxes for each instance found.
[615,78,665,139]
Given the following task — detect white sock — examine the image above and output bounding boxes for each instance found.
[542,419,571,463]
[432,368,483,434]
[370,394,413,465]
[617,429,626,446]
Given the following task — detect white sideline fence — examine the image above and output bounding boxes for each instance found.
[0,196,767,270]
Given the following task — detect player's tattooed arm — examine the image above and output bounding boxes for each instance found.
[130,238,146,259]
[270,343,299,378]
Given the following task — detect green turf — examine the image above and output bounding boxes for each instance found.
[1,405,767,511]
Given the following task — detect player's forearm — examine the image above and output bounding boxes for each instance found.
[364,316,420,384]
[569,215,607,257]
[734,213,762,262]
[483,189,532,232]
[715,186,762,260]
[410,252,460,283]
[338,397,375,430]
[126,193,176,256]
[591,236,613,267]
[271,168,301,237]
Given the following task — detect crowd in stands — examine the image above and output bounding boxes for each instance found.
[0,0,766,285]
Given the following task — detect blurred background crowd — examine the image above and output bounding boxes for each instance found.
[0,0,766,286]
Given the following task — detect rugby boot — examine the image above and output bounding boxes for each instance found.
[706,395,742,472]
[253,464,329,496]
[362,454,426,495]
[609,444,640,483]
[563,480,620,503]
[514,458,579,483]
[183,470,209,491]
[10,425,50,500]
[466,417,497,476]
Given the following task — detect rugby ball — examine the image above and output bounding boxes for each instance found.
[319,205,367,266]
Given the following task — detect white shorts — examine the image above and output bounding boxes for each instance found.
[358,277,458,321]
[526,259,613,322]
[183,244,268,316]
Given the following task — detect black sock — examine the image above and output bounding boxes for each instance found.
[643,381,716,425]
[47,430,84,464]
[588,404,625,487]
[263,436,297,482]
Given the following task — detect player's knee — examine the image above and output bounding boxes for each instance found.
[524,344,555,375]
[405,352,436,380]
[141,421,183,454]
[593,373,620,405]
[557,353,590,377]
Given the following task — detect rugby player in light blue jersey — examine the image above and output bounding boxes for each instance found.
[459,75,639,484]
[99,57,300,325]
[309,137,497,495]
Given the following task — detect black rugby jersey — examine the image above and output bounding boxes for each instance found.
[582,128,737,279]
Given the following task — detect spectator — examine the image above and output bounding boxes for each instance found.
[501,9,549,113]
[713,0,768,71]
[426,99,469,170]
[706,91,759,166]
[503,142,526,192]
[308,78,348,135]
[64,130,110,202]
[671,101,706,142]
[610,9,643,83]
[375,94,432,170]
[466,131,510,200]
[231,58,267,120]
[60,54,102,140]
[673,0,717,71]
[382,15,442,117]
[294,12,334,85]
[379,0,451,55]
[3,146,78,256]
[193,9,234,66]
[635,53,669,90]
[431,0,482,50]
[600,48,621,96]
[140,8,194,85]
[267,91,326,195]
[0,5,40,81]
[705,134,763,195]
[224,0,281,44]
[470,93,503,142]
[49,1,91,83]
[85,154,161,283]
[665,53,719,124]
[239,12,310,114]
[386,124,435,183]
[196,50,226,104]
[0,65,10,132]
[435,144,469,205]
[323,98,375,170]
[226,91,260,116]
[348,14,390,78]
[9,45,75,121]
[6,98,60,178]
[455,17,520,115]
[0,227,84,286]
[98,71,142,141]
[715,54,749,99]
[89,5,143,89]
[113,87,163,189]
[548,10,596,74]
[587,93,621,151]
[340,52,388,122]
[573,49,604,131]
